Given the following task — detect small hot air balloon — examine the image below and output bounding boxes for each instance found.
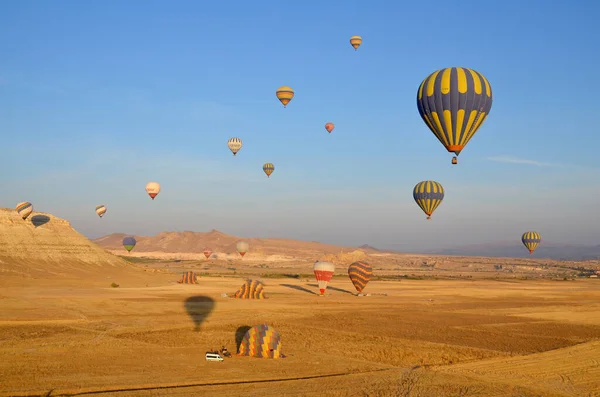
[123,236,136,253]
[313,261,335,295]
[325,122,335,133]
[236,241,249,257]
[145,182,161,200]
[228,137,242,156]
[417,67,493,164]
[263,163,275,178]
[203,248,213,259]
[413,181,444,220]
[15,202,33,220]
[348,261,372,293]
[276,86,294,108]
[350,36,362,50]
[522,231,541,254]
[95,205,107,218]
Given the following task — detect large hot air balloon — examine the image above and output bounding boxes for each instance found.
[228,137,242,156]
[522,231,541,254]
[236,241,249,257]
[416,67,493,164]
[325,122,335,133]
[203,248,213,259]
[276,86,294,108]
[238,324,282,358]
[95,205,107,218]
[123,236,136,253]
[313,261,335,295]
[263,163,274,178]
[348,261,372,293]
[350,35,362,50]
[15,202,33,220]
[145,182,161,200]
[413,181,444,220]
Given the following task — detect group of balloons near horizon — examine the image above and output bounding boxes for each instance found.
[11,36,543,296]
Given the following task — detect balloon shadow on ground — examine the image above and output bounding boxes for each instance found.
[235,325,252,353]
[184,296,215,332]
[280,283,317,295]
[31,215,50,227]
[307,283,354,295]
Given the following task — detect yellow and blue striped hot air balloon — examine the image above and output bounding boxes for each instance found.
[95,205,107,218]
[350,35,362,50]
[416,67,493,164]
[15,202,33,220]
[276,86,294,108]
[413,181,444,220]
[521,231,541,254]
[263,163,275,178]
[238,324,282,358]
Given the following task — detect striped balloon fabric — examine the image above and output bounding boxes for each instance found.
[15,202,33,220]
[238,324,282,358]
[521,231,541,254]
[177,271,199,284]
[313,261,335,295]
[234,279,266,299]
[95,205,107,218]
[348,261,373,293]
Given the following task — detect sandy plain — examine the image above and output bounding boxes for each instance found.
[1,266,600,397]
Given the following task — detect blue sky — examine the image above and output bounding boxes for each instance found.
[1,0,600,251]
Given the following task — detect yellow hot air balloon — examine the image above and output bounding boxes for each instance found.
[95,205,107,218]
[350,36,362,50]
[263,163,274,178]
[276,86,294,108]
[417,67,493,164]
[522,231,541,254]
[228,137,243,156]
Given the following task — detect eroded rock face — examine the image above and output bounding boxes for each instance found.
[0,207,131,278]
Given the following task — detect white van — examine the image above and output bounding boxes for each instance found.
[205,352,224,362]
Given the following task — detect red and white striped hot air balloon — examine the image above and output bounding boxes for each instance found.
[313,261,335,295]
[203,248,213,259]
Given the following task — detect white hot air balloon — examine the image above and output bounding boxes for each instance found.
[95,205,107,218]
[228,137,243,156]
[313,261,335,295]
[145,182,161,200]
[236,241,249,257]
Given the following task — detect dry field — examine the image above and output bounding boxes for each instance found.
[1,261,600,397]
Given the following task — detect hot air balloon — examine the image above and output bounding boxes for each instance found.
[238,324,282,358]
[276,86,294,108]
[313,261,335,295]
[416,67,493,164]
[203,248,213,259]
[145,182,161,200]
[350,35,362,50]
[413,181,444,220]
[522,231,541,254]
[236,241,249,257]
[228,137,243,156]
[15,202,33,220]
[325,122,335,133]
[95,205,107,218]
[348,261,372,293]
[263,163,274,178]
[123,236,136,253]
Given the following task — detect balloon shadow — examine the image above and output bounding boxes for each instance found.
[31,215,50,227]
[235,325,252,353]
[307,283,354,295]
[184,296,215,332]
[280,283,317,295]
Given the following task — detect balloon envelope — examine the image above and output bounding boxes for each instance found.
[203,248,213,259]
[122,236,137,252]
[413,181,444,219]
[313,261,335,295]
[325,123,334,133]
[228,137,242,156]
[416,67,492,161]
[95,205,107,218]
[276,86,294,107]
[350,36,362,50]
[263,163,275,177]
[145,182,161,200]
[236,241,249,257]
[522,231,541,254]
[348,261,372,293]
[15,202,33,220]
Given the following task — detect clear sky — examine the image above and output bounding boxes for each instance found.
[1,0,599,252]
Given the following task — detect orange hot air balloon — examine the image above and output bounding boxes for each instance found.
[350,36,362,50]
[276,86,294,108]
[325,122,335,133]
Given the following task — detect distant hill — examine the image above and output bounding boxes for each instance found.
[358,244,381,252]
[94,229,356,259]
[426,241,600,261]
